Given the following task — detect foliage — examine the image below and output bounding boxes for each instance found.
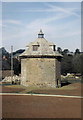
[61,54,73,75]
[62,49,69,55]
[57,47,62,54]
[61,48,82,75]
[1,47,22,75]
[75,49,80,55]
[1,47,82,75]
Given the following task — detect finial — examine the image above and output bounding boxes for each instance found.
[40,29,42,32]
[38,29,43,34]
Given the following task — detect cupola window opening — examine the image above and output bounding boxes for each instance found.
[38,34,44,38]
[33,45,39,51]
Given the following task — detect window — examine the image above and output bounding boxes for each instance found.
[33,45,39,51]
[49,45,56,51]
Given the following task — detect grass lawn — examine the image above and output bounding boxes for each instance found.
[1,82,81,96]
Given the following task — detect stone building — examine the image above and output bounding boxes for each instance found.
[20,30,62,88]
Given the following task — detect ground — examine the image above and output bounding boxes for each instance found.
[0,82,82,119]
[1,82,82,96]
[2,95,81,118]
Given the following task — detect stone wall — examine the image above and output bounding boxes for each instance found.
[21,58,61,88]
[55,59,61,87]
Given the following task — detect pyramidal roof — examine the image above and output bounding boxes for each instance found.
[20,30,62,57]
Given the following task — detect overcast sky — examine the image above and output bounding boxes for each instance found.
[1,2,81,52]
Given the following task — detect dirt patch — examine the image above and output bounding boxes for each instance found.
[2,95,81,118]
[1,86,25,93]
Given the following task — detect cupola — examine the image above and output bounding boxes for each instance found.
[38,29,44,38]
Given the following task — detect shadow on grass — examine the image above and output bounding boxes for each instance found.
[27,91,42,94]
[61,81,71,87]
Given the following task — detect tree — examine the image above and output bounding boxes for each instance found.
[80,53,83,76]
[61,54,73,75]
[62,49,69,55]
[72,54,81,73]
[57,47,62,54]
[75,49,80,55]
[13,58,21,75]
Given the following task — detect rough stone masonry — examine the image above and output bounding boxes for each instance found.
[20,30,62,88]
